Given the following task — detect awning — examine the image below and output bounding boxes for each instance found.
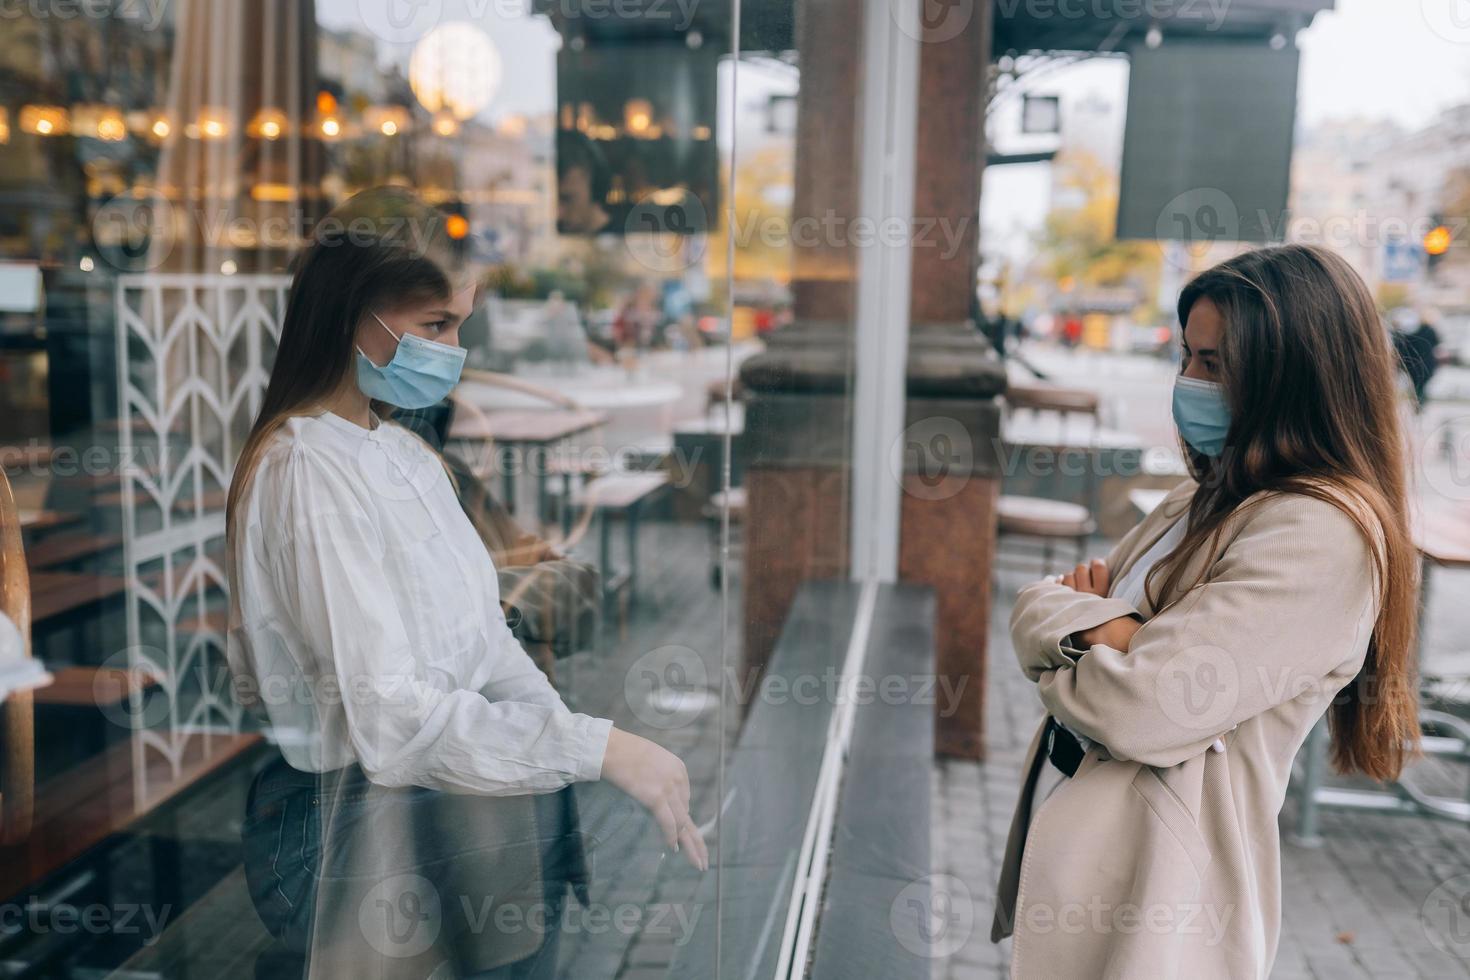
[993,0,1336,55]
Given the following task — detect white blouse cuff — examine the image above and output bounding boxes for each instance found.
[574,715,615,782]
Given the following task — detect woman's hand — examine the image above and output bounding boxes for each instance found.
[601,728,709,872]
[1058,558,1110,597]
[1075,616,1142,652]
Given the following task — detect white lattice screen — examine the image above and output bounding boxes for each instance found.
[114,273,291,804]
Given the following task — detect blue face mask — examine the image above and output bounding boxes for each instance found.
[355,312,466,409]
[1172,375,1231,458]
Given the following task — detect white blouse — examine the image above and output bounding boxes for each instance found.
[226,410,612,795]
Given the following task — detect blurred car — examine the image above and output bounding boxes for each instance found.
[1129,322,1175,358]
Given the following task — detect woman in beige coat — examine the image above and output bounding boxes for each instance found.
[992,244,1421,979]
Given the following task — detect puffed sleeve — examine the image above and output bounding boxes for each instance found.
[253,441,611,794]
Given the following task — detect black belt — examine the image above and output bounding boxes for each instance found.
[1044,716,1085,777]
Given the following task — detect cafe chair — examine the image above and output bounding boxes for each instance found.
[995,382,1102,576]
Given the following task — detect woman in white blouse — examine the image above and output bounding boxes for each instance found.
[225,188,705,978]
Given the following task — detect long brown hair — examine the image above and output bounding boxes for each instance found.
[1151,244,1419,781]
[225,186,467,536]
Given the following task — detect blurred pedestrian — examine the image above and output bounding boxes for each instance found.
[1061,311,1083,349]
[1390,307,1442,411]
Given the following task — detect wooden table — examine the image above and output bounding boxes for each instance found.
[29,570,128,625]
[25,530,125,571]
[92,487,228,515]
[449,408,609,518]
[18,509,82,536]
[32,665,160,708]
[0,731,263,900]
[573,472,671,615]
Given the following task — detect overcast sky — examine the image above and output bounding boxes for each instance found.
[1298,0,1470,129]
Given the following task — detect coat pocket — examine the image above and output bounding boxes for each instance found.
[1130,767,1212,879]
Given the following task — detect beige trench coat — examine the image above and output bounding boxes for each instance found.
[992,479,1385,980]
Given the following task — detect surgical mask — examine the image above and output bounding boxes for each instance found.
[355,311,466,409]
[1172,375,1231,458]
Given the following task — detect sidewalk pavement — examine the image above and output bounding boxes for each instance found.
[932,562,1470,980]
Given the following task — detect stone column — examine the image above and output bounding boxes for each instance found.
[738,0,1005,762]
[898,0,1004,760]
[737,0,864,678]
